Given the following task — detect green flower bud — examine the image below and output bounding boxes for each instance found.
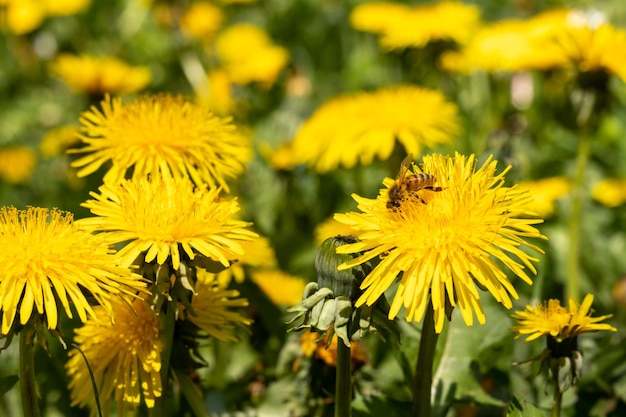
[315,235,368,299]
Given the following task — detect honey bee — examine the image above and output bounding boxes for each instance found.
[386,154,443,210]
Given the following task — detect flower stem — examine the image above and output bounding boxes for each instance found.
[19,320,41,417]
[413,298,439,417]
[173,367,213,417]
[151,304,176,417]
[567,90,595,302]
[551,379,562,417]
[335,339,352,417]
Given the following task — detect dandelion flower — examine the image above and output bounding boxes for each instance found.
[592,178,626,207]
[43,0,91,16]
[188,271,251,342]
[180,1,223,42]
[512,294,616,342]
[215,23,289,86]
[351,1,480,50]
[39,125,80,157]
[0,206,145,335]
[251,269,308,307]
[335,153,546,333]
[66,297,162,414]
[70,94,251,188]
[77,175,258,270]
[3,0,46,34]
[518,177,571,218]
[215,235,278,285]
[291,86,460,173]
[50,54,151,95]
[0,146,37,184]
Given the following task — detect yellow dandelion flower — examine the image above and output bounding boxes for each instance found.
[77,175,258,270]
[291,85,460,173]
[66,298,162,414]
[335,153,546,333]
[215,235,278,285]
[197,69,236,116]
[351,1,480,50]
[188,272,251,342]
[70,94,251,188]
[43,0,91,16]
[592,178,626,207]
[215,23,289,86]
[518,177,571,218]
[180,1,223,42]
[250,269,308,306]
[441,9,571,73]
[0,206,145,335]
[554,19,626,82]
[49,54,151,95]
[314,217,362,246]
[3,0,46,35]
[0,146,37,184]
[39,125,80,157]
[511,294,617,343]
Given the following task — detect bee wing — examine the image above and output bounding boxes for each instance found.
[395,153,414,181]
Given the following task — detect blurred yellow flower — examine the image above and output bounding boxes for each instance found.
[335,153,545,333]
[43,0,90,16]
[39,125,80,157]
[67,298,162,415]
[512,294,616,342]
[3,0,45,34]
[216,23,289,86]
[518,177,571,218]
[197,69,236,115]
[188,271,252,341]
[70,94,251,188]
[215,235,278,285]
[50,54,151,95]
[592,178,626,207]
[0,146,37,184]
[251,269,308,307]
[0,206,145,335]
[180,1,223,42]
[351,1,480,50]
[291,85,460,173]
[314,217,362,246]
[441,9,571,73]
[77,175,258,270]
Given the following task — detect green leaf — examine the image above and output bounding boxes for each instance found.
[0,375,18,397]
[506,394,548,417]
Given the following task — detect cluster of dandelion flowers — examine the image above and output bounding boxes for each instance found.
[70,94,251,190]
[77,175,258,270]
[66,297,162,414]
[511,294,616,343]
[187,270,252,342]
[290,85,460,173]
[0,206,145,335]
[335,153,546,333]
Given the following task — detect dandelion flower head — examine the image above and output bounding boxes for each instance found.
[66,297,162,414]
[189,270,252,342]
[351,1,481,50]
[50,54,151,95]
[77,175,258,270]
[70,94,251,189]
[180,1,223,42]
[215,235,278,286]
[0,146,37,184]
[291,85,460,173]
[335,153,546,333]
[0,206,145,335]
[511,294,617,342]
[592,178,626,207]
[518,177,571,218]
[251,269,308,307]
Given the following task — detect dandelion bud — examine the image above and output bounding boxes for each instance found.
[315,235,367,300]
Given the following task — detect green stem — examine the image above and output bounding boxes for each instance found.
[335,339,352,417]
[173,367,213,417]
[413,298,439,417]
[19,320,41,417]
[567,91,595,302]
[150,304,176,417]
[551,378,562,417]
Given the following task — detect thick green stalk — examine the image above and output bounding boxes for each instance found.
[150,304,176,417]
[413,299,439,417]
[335,339,352,417]
[19,320,41,417]
[173,367,212,417]
[551,374,562,417]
